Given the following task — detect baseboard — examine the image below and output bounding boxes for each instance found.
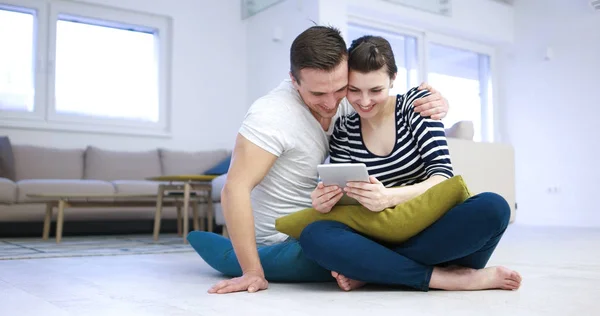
[0,219,223,238]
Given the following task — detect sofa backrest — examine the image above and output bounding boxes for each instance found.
[447,138,516,222]
[84,146,162,181]
[160,149,229,176]
[445,121,474,140]
[12,145,85,180]
[8,143,231,181]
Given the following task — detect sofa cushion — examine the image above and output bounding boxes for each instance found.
[112,180,161,195]
[211,174,227,202]
[0,136,16,181]
[0,178,17,204]
[204,155,231,175]
[12,145,84,180]
[160,149,229,176]
[17,179,115,203]
[214,203,225,226]
[85,146,162,181]
[445,121,474,140]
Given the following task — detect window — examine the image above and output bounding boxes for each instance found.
[347,23,420,95]
[0,0,171,136]
[346,18,497,142]
[427,42,492,142]
[0,6,35,113]
[54,17,159,122]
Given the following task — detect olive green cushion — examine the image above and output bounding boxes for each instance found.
[275,175,471,244]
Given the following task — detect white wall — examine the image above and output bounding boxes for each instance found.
[0,0,247,151]
[501,0,600,227]
[5,0,594,228]
[245,0,319,105]
[344,0,514,45]
[244,0,515,104]
[245,0,600,228]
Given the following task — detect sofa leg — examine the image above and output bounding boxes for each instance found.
[42,203,53,240]
[56,199,66,244]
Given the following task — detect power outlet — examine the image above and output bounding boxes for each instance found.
[546,186,561,194]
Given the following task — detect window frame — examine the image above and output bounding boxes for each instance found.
[425,33,498,143]
[0,0,48,122]
[347,14,427,86]
[0,0,172,137]
[346,14,499,143]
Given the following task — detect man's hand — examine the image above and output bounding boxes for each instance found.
[414,82,449,120]
[208,271,269,294]
[344,176,390,212]
[311,182,343,214]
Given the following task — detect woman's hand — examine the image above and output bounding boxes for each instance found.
[311,182,343,214]
[344,176,391,212]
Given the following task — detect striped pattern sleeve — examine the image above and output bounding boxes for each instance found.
[401,87,454,179]
[329,116,353,163]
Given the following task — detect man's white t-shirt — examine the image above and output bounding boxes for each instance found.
[238,79,353,246]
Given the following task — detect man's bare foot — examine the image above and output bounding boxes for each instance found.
[430,266,522,291]
[331,271,366,291]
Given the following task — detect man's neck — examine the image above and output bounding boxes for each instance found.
[310,110,333,131]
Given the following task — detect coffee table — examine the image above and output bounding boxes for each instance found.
[27,193,200,244]
[147,175,218,243]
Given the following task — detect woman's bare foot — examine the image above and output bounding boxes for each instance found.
[430,266,522,291]
[331,271,366,291]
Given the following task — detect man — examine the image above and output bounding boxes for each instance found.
[187,25,449,294]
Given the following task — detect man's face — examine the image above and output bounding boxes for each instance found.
[291,61,348,120]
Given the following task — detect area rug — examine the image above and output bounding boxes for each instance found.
[0,234,196,260]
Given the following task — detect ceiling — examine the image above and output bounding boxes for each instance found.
[490,0,515,5]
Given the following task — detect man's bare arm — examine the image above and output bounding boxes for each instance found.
[209,133,277,294]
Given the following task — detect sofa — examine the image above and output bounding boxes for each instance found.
[0,140,230,228]
[211,121,517,230]
[0,120,516,236]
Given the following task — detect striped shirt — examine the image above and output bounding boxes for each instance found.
[329,87,454,187]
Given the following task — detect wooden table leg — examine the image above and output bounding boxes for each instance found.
[207,187,214,233]
[56,199,66,244]
[183,182,191,243]
[198,201,206,231]
[153,185,165,241]
[222,226,229,238]
[176,205,182,236]
[42,202,53,240]
[192,200,200,231]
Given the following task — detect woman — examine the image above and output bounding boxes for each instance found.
[300,35,522,292]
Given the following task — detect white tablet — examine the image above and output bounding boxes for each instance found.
[317,163,370,188]
[317,163,370,205]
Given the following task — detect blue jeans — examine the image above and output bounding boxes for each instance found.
[298,192,511,291]
[187,231,331,282]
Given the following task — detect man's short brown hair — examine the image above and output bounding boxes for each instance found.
[290,26,348,84]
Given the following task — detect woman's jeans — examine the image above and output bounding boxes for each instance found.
[298,192,511,291]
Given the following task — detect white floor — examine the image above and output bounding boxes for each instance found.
[1,224,599,316]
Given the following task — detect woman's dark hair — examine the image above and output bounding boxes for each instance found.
[348,35,397,79]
